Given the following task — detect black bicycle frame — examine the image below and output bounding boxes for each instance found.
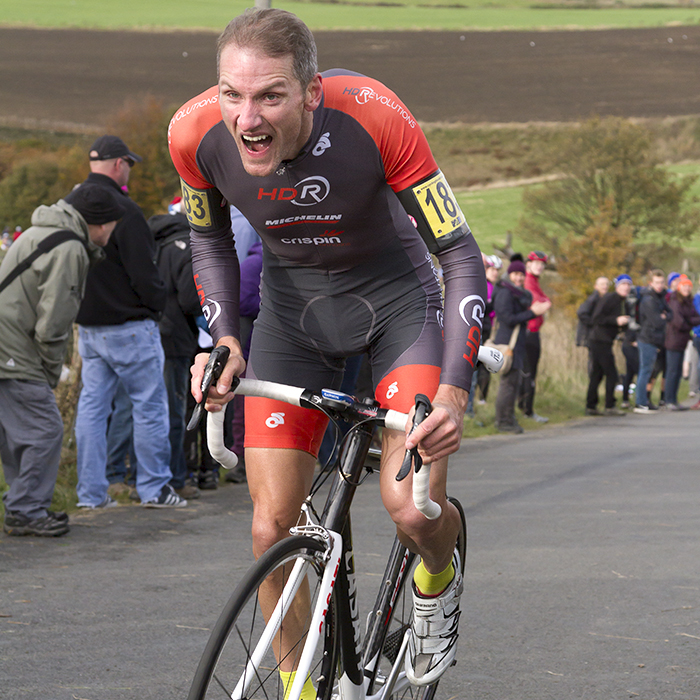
[318,415,375,689]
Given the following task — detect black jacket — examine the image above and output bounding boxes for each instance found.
[493,280,535,371]
[637,287,672,348]
[67,173,166,326]
[589,291,628,344]
[150,213,201,358]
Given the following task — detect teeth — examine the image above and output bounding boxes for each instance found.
[243,135,267,142]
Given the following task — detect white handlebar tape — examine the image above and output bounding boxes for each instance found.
[206,409,238,470]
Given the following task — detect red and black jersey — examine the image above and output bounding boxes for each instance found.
[168,69,486,391]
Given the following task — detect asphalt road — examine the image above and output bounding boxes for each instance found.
[2,409,700,699]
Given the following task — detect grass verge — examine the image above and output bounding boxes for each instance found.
[1,1,700,32]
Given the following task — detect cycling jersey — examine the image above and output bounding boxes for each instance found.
[169,69,486,451]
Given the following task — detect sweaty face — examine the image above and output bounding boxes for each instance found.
[218,45,322,178]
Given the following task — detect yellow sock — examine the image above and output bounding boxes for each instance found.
[279,670,316,700]
[413,560,455,597]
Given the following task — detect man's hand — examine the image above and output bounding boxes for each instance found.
[617,315,631,326]
[190,335,246,412]
[404,384,469,464]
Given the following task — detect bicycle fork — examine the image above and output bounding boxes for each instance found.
[230,526,343,700]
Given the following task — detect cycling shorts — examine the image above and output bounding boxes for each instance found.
[244,241,443,456]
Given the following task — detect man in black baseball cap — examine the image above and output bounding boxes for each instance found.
[65,133,187,510]
[88,135,142,165]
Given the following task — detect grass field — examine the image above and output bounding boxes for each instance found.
[457,160,700,258]
[1,0,700,31]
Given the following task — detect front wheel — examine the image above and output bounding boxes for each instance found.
[188,535,338,700]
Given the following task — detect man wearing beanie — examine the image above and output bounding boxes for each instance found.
[585,274,633,416]
[0,184,124,536]
[65,135,186,509]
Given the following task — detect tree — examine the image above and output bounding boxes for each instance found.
[106,95,181,218]
[553,199,642,315]
[518,117,700,263]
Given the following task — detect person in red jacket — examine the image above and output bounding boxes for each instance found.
[518,251,552,422]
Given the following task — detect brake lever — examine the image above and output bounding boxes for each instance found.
[396,393,432,482]
[186,345,233,431]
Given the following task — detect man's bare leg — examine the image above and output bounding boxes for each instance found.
[379,428,460,574]
[246,447,318,674]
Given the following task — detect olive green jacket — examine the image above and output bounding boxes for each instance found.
[0,200,103,387]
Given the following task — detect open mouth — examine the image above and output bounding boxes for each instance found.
[241,134,272,154]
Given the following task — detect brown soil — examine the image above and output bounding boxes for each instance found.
[0,25,699,129]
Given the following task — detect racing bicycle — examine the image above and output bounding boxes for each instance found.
[187,344,503,700]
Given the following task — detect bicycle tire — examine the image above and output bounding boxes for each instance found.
[188,535,338,700]
[361,496,467,700]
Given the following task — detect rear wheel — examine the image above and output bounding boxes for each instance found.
[188,535,338,700]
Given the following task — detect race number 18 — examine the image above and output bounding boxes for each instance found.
[411,171,466,240]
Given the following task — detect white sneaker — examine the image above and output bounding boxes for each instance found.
[531,413,549,423]
[405,552,463,686]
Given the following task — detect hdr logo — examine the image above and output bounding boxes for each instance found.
[257,176,330,207]
[265,412,285,428]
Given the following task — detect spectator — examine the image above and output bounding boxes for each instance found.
[466,254,501,418]
[619,284,640,409]
[664,275,700,411]
[634,269,671,414]
[493,258,550,433]
[150,200,203,499]
[65,135,186,509]
[576,276,610,348]
[224,238,263,484]
[12,226,22,242]
[691,289,700,410]
[585,274,632,416]
[667,272,681,297]
[519,250,551,423]
[0,185,124,536]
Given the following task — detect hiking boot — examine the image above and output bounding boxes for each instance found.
[224,460,247,484]
[496,423,524,434]
[198,469,219,490]
[4,510,70,537]
[142,484,187,508]
[175,484,200,499]
[604,408,625,416]
[406,551,463,686]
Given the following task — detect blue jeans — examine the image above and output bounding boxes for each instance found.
[664,349,684,405]
[106,382,137,485]
[636,341,659,407]
[163,356,190,489]
[75,320,172,506]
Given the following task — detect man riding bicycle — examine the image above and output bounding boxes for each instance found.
[169,8,487,692]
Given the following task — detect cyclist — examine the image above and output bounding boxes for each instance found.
[169,8,487,690]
